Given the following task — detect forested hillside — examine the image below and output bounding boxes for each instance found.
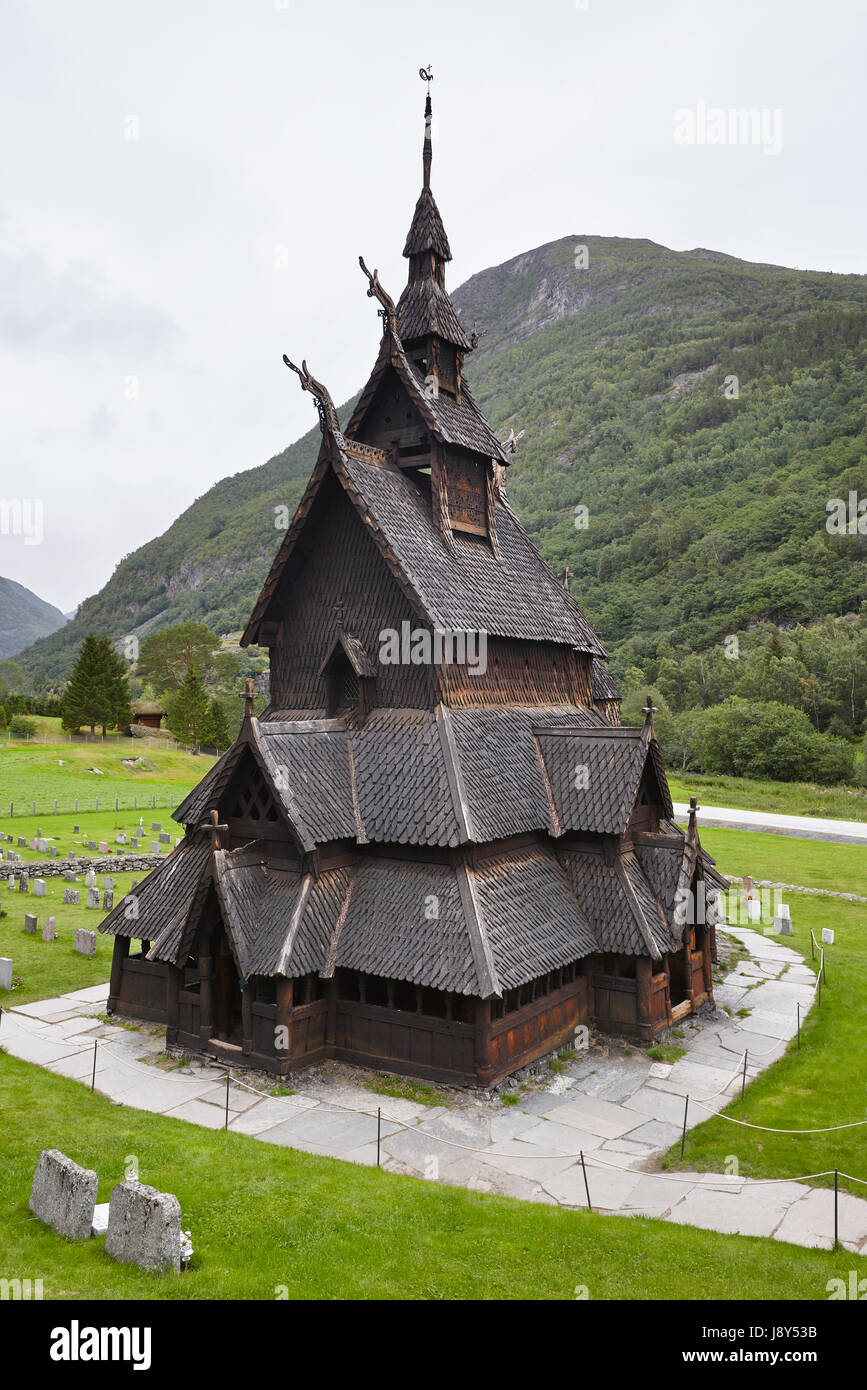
[13,235,867,702]
[0,576,66,661]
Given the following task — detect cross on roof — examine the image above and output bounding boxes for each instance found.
[642,694,658,725]
[202,808,228,850]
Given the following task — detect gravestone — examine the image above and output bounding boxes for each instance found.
[821,927,835,945]
[103,876,114,891]
[28,1150,98,1240]
[33,878,46,897]
[18,874,28,893]
[151,822,161,833]
[85,868,96,888]
[29,838,38,850]
[74,928,96,956]
[87,888,100,910]
[42,917,56,941]
[73,824,80,833]
[63,889,80,906]
[103,890,114,911]
[0,958,12,990]
[37,838,48,852]
[63,870,76,881]
[105,1181,181,1274]
[159,833,170,844]
[98,840,109,853]
[24,913,38,934]
[17,837,25,847]
[49,846,57,857]
[86,840,97,850]
[5,850,13,861]
[116,833,127,844]
[150,841,160,854]
[131,838,139,849]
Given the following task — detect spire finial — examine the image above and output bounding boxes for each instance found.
[642,693,658,727]
[419,65,433,189]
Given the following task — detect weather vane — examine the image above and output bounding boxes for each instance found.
[419,65,433,83]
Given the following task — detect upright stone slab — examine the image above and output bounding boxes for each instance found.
[17,837,26,847]
[103,876,114,891]
[86,840,97,850]
[24,913,38,934]
[149,841,160,854]
[37,838,48,852]
[98,840,109,853]
[87,887,101,910]
[0,957,12,990]
[49,845,57,857]
[103,890,114,911]
[33,878,46,897]
[105,1181,181,1274]
[74,928,96,956]
[159,832,170,844]
[18,874,28,893]
[151,822,161,833]
[131,838,139,850]
[73,824,80,834]
[85,869,96,888]
[63,888,80,905]
[116,834,127,845]
[42,916,56,941]
[63,870,76,881]
[29,1149,98,1240]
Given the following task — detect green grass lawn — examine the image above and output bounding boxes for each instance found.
[0,870,138,1004]
[667,771,867,823]
[663,837,867,1201]
[0,736,215,819]
[695,826,867,898]
[0,1053,858,1300]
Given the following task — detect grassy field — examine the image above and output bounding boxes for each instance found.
[0,734,215,818]
[695,826,867,897]
[663,835,867,1201]
[0,870,138,1003]
[667,771,867,822]
[0,811,182,867]
[0,1053,858,1300]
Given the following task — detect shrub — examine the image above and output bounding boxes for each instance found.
[8,715,36,738]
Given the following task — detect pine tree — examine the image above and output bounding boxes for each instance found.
[166,665,210,751]
[96,637,133,735]
[202,697,231,750]
[62,634,111,734]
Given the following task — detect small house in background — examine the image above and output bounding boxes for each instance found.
[128,701,166,732]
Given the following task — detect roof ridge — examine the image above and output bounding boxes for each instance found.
[455,858,501,998]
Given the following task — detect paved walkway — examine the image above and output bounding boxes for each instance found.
[2,926,866,1254]
[673,802,867,845]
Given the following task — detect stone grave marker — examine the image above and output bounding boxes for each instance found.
[49,845,57,857]
[151,822,161,833]
[105,1181,181,1274]
[98,840,109,853]
[87,887,101,910]
[821,927,834,945]
[63,869,76,881]
[17,837,26,847]
[74,928,96,956]
[73,824,80,833]
[0,958,12,990]
[85,868,97,887]
[33,878,46,897]
[103,890,114,911]
[24,913,38,934]
[38,838,48,852]
[86,840,97,850]
[18,873,28,893]
[103,876,114,890]
[159,832,170,844]
[150,841,161,854]
[29,1150,98,1240]
[131,837,139,849]
[63,889,80,906]
[116,833,127,844]
[42,916,56,941]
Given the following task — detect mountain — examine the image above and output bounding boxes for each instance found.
[0,576,66,661]
[14,235,867,686]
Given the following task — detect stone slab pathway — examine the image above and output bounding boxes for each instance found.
[672,802,867,846]
[2,925,866,1254]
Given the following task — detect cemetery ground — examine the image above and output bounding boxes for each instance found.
[0,829,865,1298]
[0,1051,857,1299]
[0,870,138,1004]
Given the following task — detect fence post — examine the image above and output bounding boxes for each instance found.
[797,1003,800,1050]
[32,801,36,816]
[377,1107,381,1168]
[834,1169,839,1248]
[680,1095,689,1158]
[152,794,155,810]
[741,1050,748,1099]
[53,800,57,815]
[115,797,118,812]
[134,796,137,810]
[75,798,78,814]
[95,797,99,813]
[580,1150,592,1212]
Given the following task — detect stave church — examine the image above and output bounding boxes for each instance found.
[101,81,727,1086]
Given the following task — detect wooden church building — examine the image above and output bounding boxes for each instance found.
[101,85,727,1086]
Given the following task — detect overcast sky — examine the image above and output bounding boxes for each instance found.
[1,0,864,613]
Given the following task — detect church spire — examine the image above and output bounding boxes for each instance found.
[398,71,470,352]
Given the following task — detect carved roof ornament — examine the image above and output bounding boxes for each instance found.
[240,676,256,720]
[469,322,488,350]
[358,256,399,338]
[642,694,658,727]
[282,355,343,440]
[501,427,525,455]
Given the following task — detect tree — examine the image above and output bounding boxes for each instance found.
[61,635,111,734]
[0,706,6,730]
[61,634,132,735]
[166,666,211,751]
[137,623,237,695]
[202,697,231,750]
